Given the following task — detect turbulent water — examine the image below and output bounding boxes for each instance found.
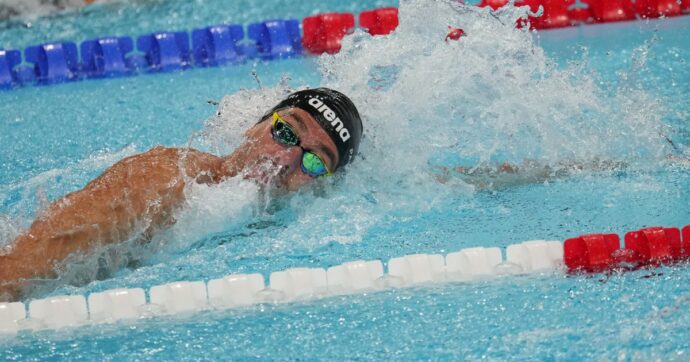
[0,0,125,21]
[188,0,674,248]
[0,0,681,297]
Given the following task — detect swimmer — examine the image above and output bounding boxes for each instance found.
[0,87,363,302]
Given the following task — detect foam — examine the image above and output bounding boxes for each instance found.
[149,281,208,314]
[319,0,670,188]
[387,254,446,285]
[28,295,88,329]
[163,177,260,253]
[208,273,265,308]
[88,288,146,323]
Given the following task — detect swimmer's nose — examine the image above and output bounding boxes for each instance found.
[273,145,303,171]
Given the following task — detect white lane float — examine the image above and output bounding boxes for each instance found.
[3,224,689,334]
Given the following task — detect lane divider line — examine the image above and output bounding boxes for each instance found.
[1,242,558,334]
[2,224,687,335]
[1,5,687,90]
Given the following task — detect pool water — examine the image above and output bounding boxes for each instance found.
[1,0,690,359]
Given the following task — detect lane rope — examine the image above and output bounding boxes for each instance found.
[1,224,688,334]
[1,4,688,89]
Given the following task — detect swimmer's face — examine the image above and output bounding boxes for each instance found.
[238,107,339,192]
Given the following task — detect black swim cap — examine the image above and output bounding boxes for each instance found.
[265,88,363,171]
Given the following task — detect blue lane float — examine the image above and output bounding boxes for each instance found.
[13,65,38,86]
[0,15,324,91]
[137,31,192,72]
[248,19,302,60]
[24,42,79,84]
[80,37,133,78]
[0,49,21,89]
[192,24,245,66]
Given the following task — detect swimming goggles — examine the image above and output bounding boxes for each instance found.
[271,112,332,178]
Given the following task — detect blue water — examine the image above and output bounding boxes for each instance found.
[1,0,690,359]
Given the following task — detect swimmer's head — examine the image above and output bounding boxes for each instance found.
[263,88,363,171]
[235,88,363,191]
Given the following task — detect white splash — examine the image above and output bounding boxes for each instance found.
[196,0,671,249]
[320,0,670,169]
[159,176,261,253]
[190,80,294,155]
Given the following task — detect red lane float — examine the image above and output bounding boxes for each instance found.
[624,227,682,264]
[515,0,542,29]
[540,0,572,28]
[445,26,466,42]
[359,7,399,35]
[479,0,510,10]
[636,0,682,18]
[586,0,635,22]
[515,0,571,29]
[564,233,620,272]
[480,0,688,30]
[568,2,594,24]
[302,13,355,54]
[565,225,690,273]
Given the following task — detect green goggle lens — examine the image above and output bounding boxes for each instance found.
[301,151,328,177]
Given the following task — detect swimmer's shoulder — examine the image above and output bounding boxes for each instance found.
[110,146,182,170]
[143,146,225,183]
[95,146,221,183]
[132,146,221,164]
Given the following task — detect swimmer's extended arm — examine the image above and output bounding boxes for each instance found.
[435,159,628,190]
[0,147,222,301]
[442,135,685,189]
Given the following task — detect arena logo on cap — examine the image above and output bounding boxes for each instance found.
[308,97,351,142]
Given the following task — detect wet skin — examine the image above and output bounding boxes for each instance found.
[0,107,338,301]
